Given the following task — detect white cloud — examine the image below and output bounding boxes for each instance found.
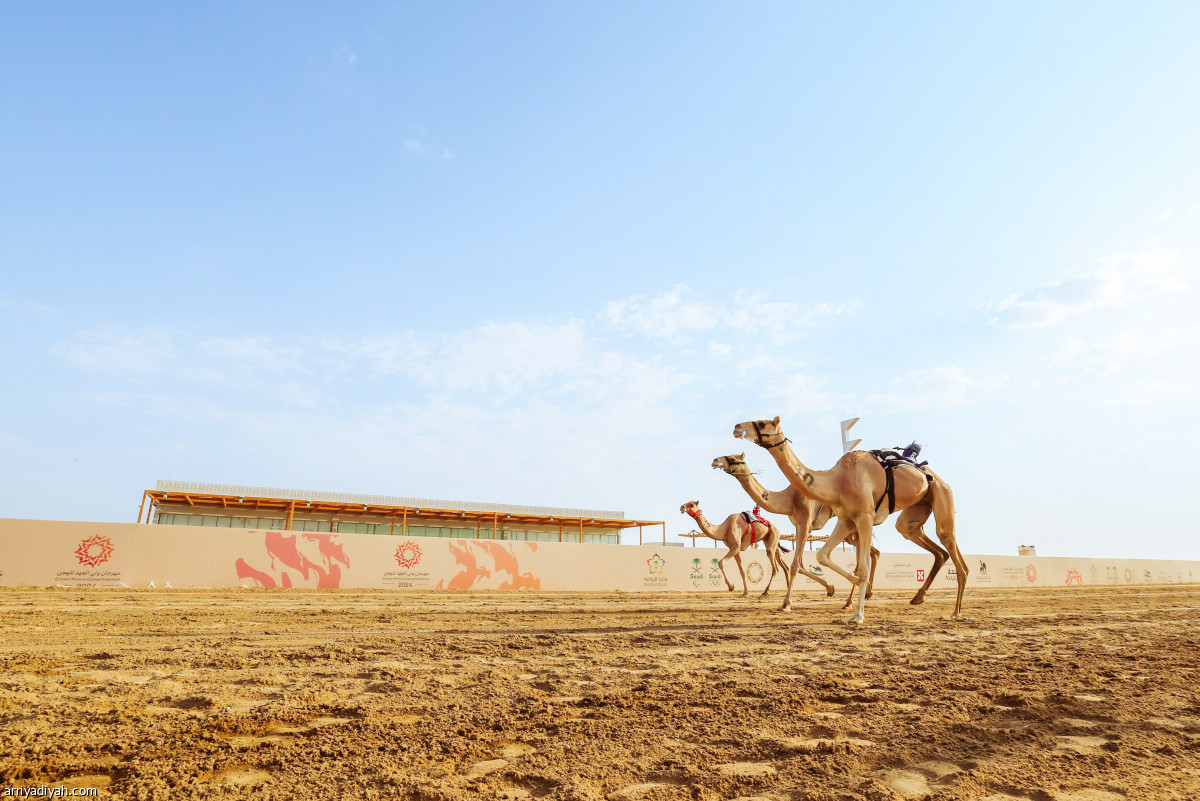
[985,248,1189,329]
[52,330,174,375]
[342,44,357,66]
[404,138,424,153]
[600,285,859,345]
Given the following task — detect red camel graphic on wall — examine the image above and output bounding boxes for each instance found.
[437,540,493,589]
[477,541,541,590]
[435,540,541,590]
[236,532,349,589]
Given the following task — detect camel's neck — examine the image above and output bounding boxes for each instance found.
[763,442,838,506]
[730,471,781,513]
[690,512,719,540]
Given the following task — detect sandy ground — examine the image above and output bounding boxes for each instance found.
[2,585,1199,801]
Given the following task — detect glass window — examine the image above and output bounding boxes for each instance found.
[217,517,231,528]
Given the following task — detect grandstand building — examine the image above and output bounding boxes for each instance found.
[139,481,665,545]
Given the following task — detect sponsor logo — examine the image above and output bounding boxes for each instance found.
[394,541,422,569]
[709,558,723,586]
[690,558,704,581]
[746,562,765,584]
[647,554,666,575]
[75,535,115,567]
[1065,568,1083,586]
[978,561,988,576]
[1026,564,1038,584]
[916,569,925,582]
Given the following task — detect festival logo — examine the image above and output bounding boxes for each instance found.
[647,554,666,575]
[1124,568,1133,583]
[978,561,988,576]
[746,562,764,584]
[1026,564,1038,584]
[75,535,115,567]
[1065,568,1083,586]
[394,541,422,569]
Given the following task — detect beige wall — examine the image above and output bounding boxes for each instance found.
[2,518,1197,592]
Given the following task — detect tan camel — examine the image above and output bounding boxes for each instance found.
[712,453,879,609]
[732,416,966,624]
[679,501,789,598]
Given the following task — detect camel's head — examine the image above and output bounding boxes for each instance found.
[732,416,784,448]
[711,453,748,473]
[679,500,701,518]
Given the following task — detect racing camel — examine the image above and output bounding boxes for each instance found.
[679,501,789,599]
[732,416,966,624]
[712,452,878,609]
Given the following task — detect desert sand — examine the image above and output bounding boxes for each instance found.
[2,585,1199,800]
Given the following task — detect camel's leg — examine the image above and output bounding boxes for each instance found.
[759,543,780,599]
[815,519,860,586]
[839,541,879,608]
[716,546,739,593]
[930,480,967,619]
[844,514,875,626]
[780,518,834,612]
[840,535,860,610]
[866,545,879,599]
[731,550,749,598]
[896,503,947,606]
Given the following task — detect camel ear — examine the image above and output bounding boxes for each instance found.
[738,452,745,460]
[772,416,780,424]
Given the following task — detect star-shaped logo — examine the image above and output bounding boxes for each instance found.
[647,554,666,574]
[395,541,422,569]
[1025,564,1038,584]
[75,535,115,567]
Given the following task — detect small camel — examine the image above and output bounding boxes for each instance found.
[712,453,879,609]
[732,416,966,624]
[679,501,789,598]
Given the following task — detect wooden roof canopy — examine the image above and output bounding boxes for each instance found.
[138,489,663,532]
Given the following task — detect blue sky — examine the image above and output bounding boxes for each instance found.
[3,2,1198,559]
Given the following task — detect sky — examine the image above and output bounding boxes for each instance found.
[2,2,1199,560]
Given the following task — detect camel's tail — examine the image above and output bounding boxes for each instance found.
[778,544,791,554]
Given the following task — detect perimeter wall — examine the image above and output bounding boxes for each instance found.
[2,518,1197,592]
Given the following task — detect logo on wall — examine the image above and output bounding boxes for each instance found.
[394,541,422,569]
[1065,568,1083,586]
[647,554,666,575]
[1089,566,1098,580]
[690,558,703,579]
[1026,564,1038,584]
[709,558,723,586]
[978,561,988,576]
[746,562,764,584]
[75,535,115,567]
[1125,568,1133,583]
[916,569,925,582]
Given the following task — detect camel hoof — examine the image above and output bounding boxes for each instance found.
[778,602,792,613]
[865,590,873,600]
[910,594,926,606]
[825,586,835,597]
[844,614,864,626]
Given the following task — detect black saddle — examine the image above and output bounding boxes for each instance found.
[869,446,934,515]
